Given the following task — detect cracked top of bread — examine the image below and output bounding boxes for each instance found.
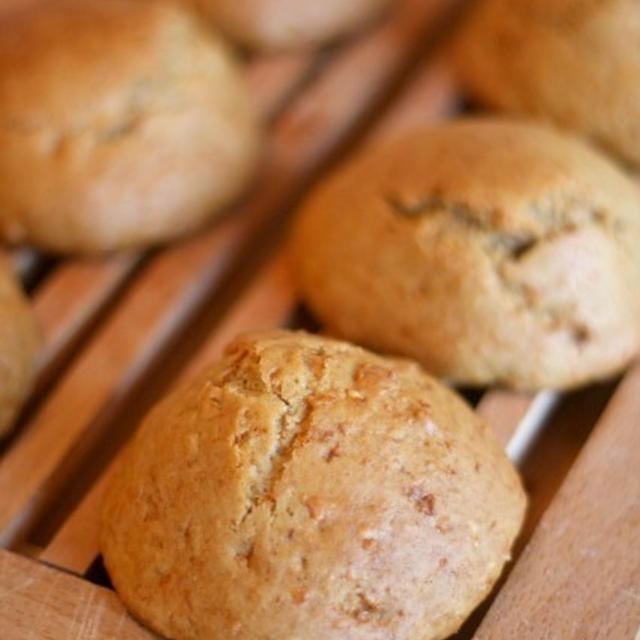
[453,0,640,168]
[289,118,640,390]
[100,330,526,640]
[0,258,40,437]
[192,0,394,51]
[0,0,261,253]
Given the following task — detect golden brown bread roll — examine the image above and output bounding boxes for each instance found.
[193,0,395,51]
[290,119,640,390]
[0,259,40,437]
[101,330,526,640]
[454,0,640,168]
[0,0,261,253]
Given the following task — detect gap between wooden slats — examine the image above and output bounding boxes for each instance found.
[0,0,458,549]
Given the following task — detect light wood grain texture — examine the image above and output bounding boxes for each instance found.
[0,0,453,549]
[0,549,156,640]
[474,364,640,640]
[0,0,49,15]
[32,254,141,390]
[476,390,537,448]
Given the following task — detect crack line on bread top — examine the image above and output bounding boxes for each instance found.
[384,193,490,229]
[389,190,617,346]
[385,190,614,236]
[233,349,325,531]
[238,400,314,525]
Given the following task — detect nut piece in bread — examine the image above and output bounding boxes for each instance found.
[0,260,40,437]
[193,0,395,51]
[454,0,640,168]
[101,330,526,640]
[0,0,261,253]
[290,119,640,390]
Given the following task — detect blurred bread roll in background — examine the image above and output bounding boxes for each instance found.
[290,119,640,391]
[454,0,640,168]
[0,0,262,253]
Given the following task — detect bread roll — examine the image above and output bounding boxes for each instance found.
[290,119,640,390]
[101,330,525,640]
[0,0,261,253]
[454,0,640,168]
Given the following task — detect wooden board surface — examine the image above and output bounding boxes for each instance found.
[0,549,156,640]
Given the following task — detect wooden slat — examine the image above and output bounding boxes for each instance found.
[0,549,156,640]
[369,56,459,141]
[475,365,640,640]
[0,0,456,549]
[244,52,317,122]
[32,254,140,391]
[476,390,538,448]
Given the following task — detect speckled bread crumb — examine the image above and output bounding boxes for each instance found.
[0,0,261,253]
[454,0,640,168]
[100,330,526,640]
[192,0,395,51]
[290,118,640,390]
[0,261,40,437]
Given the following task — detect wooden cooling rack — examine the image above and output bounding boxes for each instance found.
[0,1,638,638]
